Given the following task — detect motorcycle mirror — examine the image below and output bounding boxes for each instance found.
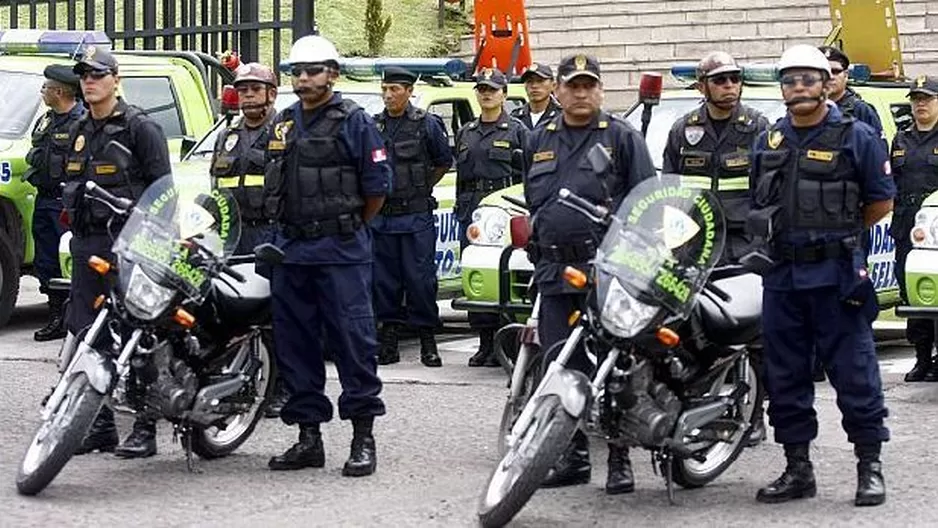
[587,143,611,175]
[254,243,285,265]
[511,148,525,170]
[102,140,134,172]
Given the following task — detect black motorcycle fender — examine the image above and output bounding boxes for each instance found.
[539,367,593,419]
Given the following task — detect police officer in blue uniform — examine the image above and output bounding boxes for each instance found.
[510,62,560,130]
[818,46,884,135]
[63,47,172,457]
[526,54,657,494]
[372,66,453,367]
[454,68,528,367]
[263,35,388,476]
[27,65,85,342]
[747,45,892,506]
[891,75,938,382]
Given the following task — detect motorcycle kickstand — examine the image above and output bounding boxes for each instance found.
[665,451,675,506]
[181,422,203,474]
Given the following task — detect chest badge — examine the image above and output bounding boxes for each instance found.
[274,120,293,140]
[684,126,704,146]
[36,115,51,133]
[73,134,85,152]
[224,133,239,152]
[533,150,555,163]
[767,130,784,150]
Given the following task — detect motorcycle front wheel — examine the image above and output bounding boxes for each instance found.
[479,394,578,528]
[496,347,544,457]
[17,372,105,496]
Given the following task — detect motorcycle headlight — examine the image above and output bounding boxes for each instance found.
[124,265,175,320]
[466,206,510,247]
[600,277,659,338]
[912,208,938,249]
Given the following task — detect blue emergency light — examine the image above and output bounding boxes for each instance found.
[279,57,470,80]
[0,29,111,55]
[670,61,872,84]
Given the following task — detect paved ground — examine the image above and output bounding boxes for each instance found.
[1,277,935,527]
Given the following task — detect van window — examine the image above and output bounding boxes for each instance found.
[427,99,475,147]
[121,77,184,137]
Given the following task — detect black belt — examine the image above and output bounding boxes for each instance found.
[458,178,513,193]
[242,218,273,227]
[776,237,857,263]
[36,187,62,200]
[529,240,596,263]
[380,196,437,216]
[281,214,363,239]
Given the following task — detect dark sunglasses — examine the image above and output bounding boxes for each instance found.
[79,69,112,80]
[291,64,327,77]
[709,74,741,86]
[780,73,823,88]
[831,67,845,75]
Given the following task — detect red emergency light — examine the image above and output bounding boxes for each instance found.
[510,215,531,249]
[221,85,239,114]
[639,72,662,104]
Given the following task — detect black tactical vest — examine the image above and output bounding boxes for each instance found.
[890,129,938,240]
[374,106,434,215]
[674,106,763,229]
[25,108,82,196]
[455,113,524,195]
[753,118,861,235]
[263,100,365,238]
[838,89,861,118]
[211,116,271,221]
[64,105,148,229]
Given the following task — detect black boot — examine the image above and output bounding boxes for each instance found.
[905,344,933,382]
[74,406,119,455]
[923,356,938,382]
[114,417,157,459]
[605,443,635,495]
[264,376,290,419]
[468,329,499,367]
[268,424,326,470]
[377,323,400,366]
[419,328,442,367]
[34,293,67,342]
[756,443,816,503]
[855,443,886,506]
[812,355,826,382]
[343,417,377,477]
[541,430,591,488]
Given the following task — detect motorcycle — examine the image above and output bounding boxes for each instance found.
[17,153,277,496]
[478,147,764,527]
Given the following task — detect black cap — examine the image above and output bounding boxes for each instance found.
[73,45,118,75]
[521,62,553,82]
[909,74,938,97]
[818,46,850,70]
[43,64,81,88]
[474,67,508,89]
[557,54,601,83]
[382,66,417,85]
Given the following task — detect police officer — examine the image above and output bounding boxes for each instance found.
[64,47,172,457]
[26,65,85,342]
[372,67,453,367]
[455,68,527,367]
[526,54,656,494]
[510,62,560,130]
[818,46,884,134]
[891,75,938,382]
[662,51,770,446]
[748,45,892,506]
[263,35,387,476]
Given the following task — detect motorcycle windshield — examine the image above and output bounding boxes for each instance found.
[112,173,242,303]
[595,174,726,319]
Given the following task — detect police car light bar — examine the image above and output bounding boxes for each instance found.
[279,57,470,81]
[670,61,872,84]
[0,29,111,55]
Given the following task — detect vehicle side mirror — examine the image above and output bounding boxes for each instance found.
[102,140,134,171]
[181,136,198,159]
[587,143,611,175]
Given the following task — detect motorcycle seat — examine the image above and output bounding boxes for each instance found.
[696,273,762,346]
[211,263,271,325]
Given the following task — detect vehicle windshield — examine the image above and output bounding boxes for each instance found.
[111,172,242,303]
[0,72,44,139]
[622,95,788,170]
[186,91,386,158]
[595,174,726,317]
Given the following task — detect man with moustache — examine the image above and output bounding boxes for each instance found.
[511,62,561,130]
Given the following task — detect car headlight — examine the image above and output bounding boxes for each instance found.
[124,265,176,320]
[467,206,510,247]
[912,208,938,249]
[600,277,659,338]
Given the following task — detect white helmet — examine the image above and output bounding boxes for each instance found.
[777,44,832,77]
[286,35,340,65]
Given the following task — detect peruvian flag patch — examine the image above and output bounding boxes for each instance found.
[372,148,387,163]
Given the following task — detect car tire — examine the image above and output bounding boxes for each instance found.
[0,227,20,328]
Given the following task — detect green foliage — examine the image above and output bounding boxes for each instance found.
[364,0,393,57]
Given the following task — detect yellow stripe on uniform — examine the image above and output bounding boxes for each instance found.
[680,175,711,189]
[243,174,265,187]
[216,176,240,188]
[717,177,749,191]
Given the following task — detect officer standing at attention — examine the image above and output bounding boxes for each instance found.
[890,75,938,382]
[510,62,560,130]
[26,65,85,342]
[454,67,527,367]
[818,46,884,134]
[63,47,172,457]
[373,66,453,367]
[748,45,892,507]
[526,54,656,494]
[263,35,388,477]
[662,51,770,446]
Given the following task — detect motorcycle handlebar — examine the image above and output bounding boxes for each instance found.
[703,280,731,303]
[220,263,246,283]
[557,188,609,225]
[84,181,133,212]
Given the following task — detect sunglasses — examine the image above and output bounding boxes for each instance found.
[291,64,327,77]
[831,67,845,76]
[79,69,112,80]
[780,74,823,88]
[709,74,741,86]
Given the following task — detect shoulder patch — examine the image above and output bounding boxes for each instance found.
[767,130,784,150]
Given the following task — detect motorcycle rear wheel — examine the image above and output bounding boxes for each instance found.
[17,372,104,496]
[479,394,578,528]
